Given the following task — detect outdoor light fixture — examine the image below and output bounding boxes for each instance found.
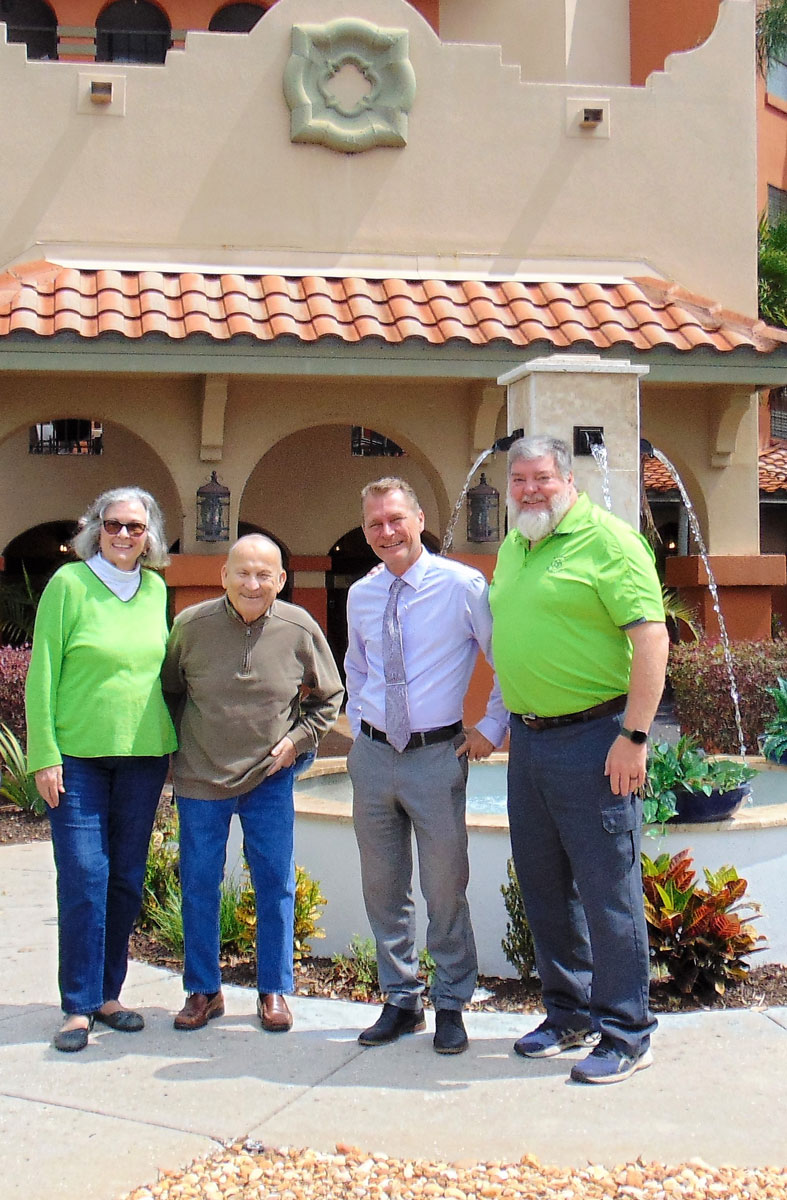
[466,473,499,543]
[196,471,230,543]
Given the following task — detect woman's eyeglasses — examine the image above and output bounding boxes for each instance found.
[102,519,147,538]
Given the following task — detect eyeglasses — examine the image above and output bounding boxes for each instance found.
[102,519,147,538]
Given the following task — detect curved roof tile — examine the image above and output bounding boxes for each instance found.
[1,262,786,354]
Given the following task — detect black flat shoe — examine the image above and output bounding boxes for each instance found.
[53,1015,94,1053]
[93,1008,144,1032]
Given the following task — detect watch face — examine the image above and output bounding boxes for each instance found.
[630,729,648,745]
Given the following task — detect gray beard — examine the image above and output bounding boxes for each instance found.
[512,490,573,543]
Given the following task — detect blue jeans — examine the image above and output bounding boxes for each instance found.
[507,713,656,1056]
[176,766,295,996]
[48,754,169,1015]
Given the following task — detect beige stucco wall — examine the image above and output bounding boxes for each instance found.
[0,372,510,557]
[439,0,631,84]
[0,0,758,313]
[642,385,761,555]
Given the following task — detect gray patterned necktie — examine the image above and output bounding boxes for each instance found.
[383,577,411,753]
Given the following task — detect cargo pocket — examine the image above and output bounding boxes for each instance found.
[600,796,638,835]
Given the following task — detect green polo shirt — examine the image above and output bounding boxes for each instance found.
[489,493,664,717]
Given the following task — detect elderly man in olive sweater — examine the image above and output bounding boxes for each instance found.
[162,534,343,1033]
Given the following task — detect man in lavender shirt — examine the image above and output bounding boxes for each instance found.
[345,477,507,1055]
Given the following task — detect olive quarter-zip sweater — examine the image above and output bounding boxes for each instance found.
[161,595,343,800]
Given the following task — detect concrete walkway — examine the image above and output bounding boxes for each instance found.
[3,840,787,1200]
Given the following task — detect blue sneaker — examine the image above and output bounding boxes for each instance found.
[570,1039,653,1084]
[514,1019,600,1059]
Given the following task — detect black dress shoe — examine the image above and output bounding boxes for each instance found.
[358,1002,426,1046]
[53,1015,94,1053]
[433,1009,468,1055]
[93,1008,144,1032]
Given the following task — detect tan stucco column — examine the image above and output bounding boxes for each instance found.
[498,354,649,529]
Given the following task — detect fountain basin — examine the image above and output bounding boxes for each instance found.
[228,755,787,977]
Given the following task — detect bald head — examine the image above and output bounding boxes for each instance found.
[227,533,283,572]
[222,534,286,623]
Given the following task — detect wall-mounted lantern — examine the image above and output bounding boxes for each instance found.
[466,473,499,543]
[196,471,230,543]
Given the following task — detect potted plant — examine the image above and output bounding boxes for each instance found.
[644,734,758,825]
[759,676,787,765]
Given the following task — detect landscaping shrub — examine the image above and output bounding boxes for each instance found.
[668,638,787,753]
[500,857,536,981]
[331,935,380,1000]
[0,646,30,743]
[642,848,766,1001]
[0,722,44,815]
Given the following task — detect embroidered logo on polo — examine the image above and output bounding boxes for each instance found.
[547,557,565,573]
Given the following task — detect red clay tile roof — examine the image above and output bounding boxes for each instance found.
[759,438,787,493]
[1,261,785,353]
[644,439,787,494]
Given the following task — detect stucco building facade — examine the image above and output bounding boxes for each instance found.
[1,0,787,681]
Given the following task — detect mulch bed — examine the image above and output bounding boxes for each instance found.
[8,805,787,1013]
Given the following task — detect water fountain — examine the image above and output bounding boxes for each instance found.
[440,429,522,554]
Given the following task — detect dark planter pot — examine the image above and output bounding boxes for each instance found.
[669,785,750,824]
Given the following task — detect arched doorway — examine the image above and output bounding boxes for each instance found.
[96,0,171,63]
[327,525,440,678]
[2,520,78,586]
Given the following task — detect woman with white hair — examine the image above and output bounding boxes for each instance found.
[25,486,177,1052]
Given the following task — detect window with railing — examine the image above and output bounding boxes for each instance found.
[351,427,405,457]
[96,0,171,63]
[29,420,103,455]
[771,388,787,439]
[0,0,57,58]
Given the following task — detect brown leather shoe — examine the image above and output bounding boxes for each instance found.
[174,991,225,1031]
[257,992,293,1032]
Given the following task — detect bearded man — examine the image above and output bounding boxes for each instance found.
[489,435,669,1085]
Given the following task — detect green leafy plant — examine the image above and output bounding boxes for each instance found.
[0,567,39,647]
[642,849,766,1000]
[0,722,45,816]
[418,946,436,987]
[331,934,380,999]
[644,736,758,826]
[758,213,787,328]
[760,676,787,763]
[293,864,327,961]
[661,585,702,643]
[668,638,787,753]
[500,857,536,980]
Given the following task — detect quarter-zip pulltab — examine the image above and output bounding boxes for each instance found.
[241,624,252,675]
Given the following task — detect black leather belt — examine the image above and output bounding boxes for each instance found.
[361,719,463,751]
[516,694,627,731]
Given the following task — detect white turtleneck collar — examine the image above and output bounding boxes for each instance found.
[85,552,142,601]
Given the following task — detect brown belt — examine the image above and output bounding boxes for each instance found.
[516,694,627,732]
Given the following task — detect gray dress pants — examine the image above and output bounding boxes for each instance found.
[348,731,477,1011]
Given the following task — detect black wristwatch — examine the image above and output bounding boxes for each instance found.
[620,726,648,745]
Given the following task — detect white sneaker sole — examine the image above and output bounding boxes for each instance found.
[515,1031,600,1059]
[571,1047,653,1084]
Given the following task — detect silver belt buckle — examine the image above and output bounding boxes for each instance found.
[522,713,537,722]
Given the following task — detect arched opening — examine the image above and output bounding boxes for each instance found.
[2,520,79,588]
[0,0,57,59]
[327,524,440,679]
[208,2,265,33]
[96,0,171,63]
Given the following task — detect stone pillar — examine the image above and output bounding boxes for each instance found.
[498,354,649,529]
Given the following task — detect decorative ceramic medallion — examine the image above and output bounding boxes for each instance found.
[283,18,416,153]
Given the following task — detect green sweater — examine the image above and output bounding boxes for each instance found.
[25,563,177,772]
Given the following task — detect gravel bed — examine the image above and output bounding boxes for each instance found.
[123,1143,787,1200]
